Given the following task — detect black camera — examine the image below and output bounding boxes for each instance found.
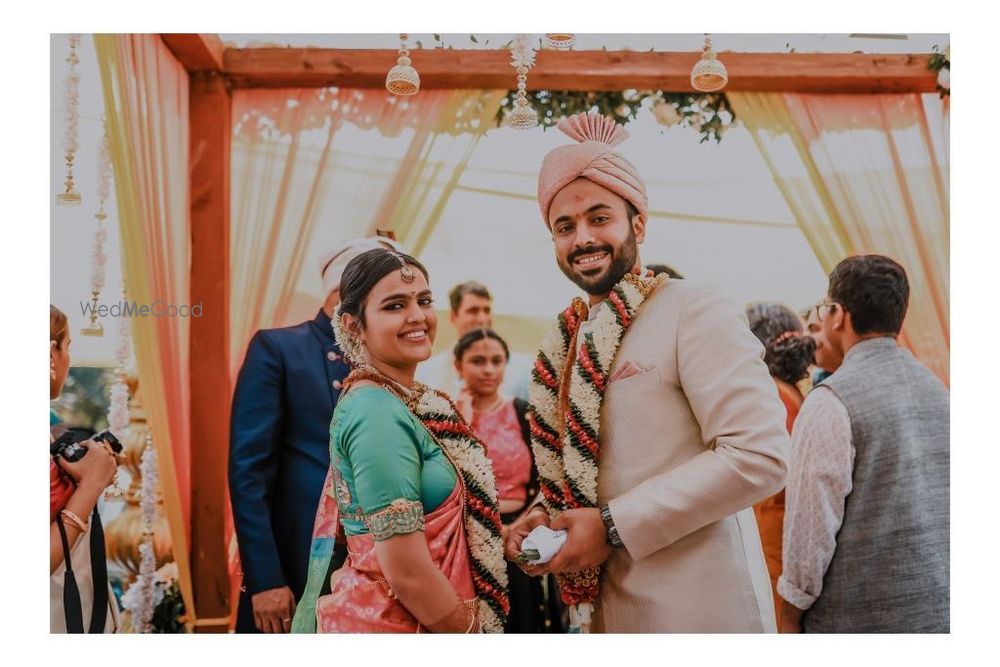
[50,430,122,463]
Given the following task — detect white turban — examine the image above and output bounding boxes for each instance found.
[319,236,404,294]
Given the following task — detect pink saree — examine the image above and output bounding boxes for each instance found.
[294,469,476,633]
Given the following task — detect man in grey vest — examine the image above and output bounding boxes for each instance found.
[779,255,949,633]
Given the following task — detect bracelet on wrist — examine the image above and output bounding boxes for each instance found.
[60,508,89,533]
[599,503,624,548]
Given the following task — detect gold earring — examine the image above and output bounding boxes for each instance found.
[50,358,56,380]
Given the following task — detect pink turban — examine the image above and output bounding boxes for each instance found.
[537,112,648,228]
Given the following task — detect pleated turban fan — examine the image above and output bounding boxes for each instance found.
[537,112,649,228]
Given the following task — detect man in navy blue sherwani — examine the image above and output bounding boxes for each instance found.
[229,237,399,633]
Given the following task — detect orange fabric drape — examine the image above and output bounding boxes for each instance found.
[94,34,195,620]
[730,93,950,384]
[229,87,464,376]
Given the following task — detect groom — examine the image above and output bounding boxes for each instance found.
[505,113,790,632]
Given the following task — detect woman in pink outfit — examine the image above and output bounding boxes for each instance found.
[454,328,564,633]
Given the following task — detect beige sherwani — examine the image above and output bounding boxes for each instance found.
[590,278,789,632]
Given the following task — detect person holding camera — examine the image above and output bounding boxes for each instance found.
[50,305,121,633]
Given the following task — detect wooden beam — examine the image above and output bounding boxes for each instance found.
[188,70,231,633]
[223,48,937,93]
[162,34,225,72]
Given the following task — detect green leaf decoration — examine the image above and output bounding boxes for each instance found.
[495,89,737,144]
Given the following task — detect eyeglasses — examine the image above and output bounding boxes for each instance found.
[814,301,839,322]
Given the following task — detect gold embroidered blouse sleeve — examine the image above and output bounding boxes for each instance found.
[341,389,427,541]
[364,499,425,542]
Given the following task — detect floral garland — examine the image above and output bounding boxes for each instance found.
[121,440,158,632]
[57,34,82,205]
[339,362,510,633]
[528,271,664,631]
[496,90,737,143]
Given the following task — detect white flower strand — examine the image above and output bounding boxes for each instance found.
[90,119,112,295]
[107,382,129,437]
[57,34,82,205]
[414,388,508,633]
[114,285,132,369]
[97,116,112,202]
[63,35,80,157]
[123,441,159,632]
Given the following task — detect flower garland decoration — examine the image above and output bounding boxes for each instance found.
[929,44,950,97]
[122,439,158,632]
[528,270,664,631]
[57,34,82,206]
[103,282,131,500]
[497,90,737,143]
[506,34,539,129]
[334,333,510,632]
[83,119,113,336]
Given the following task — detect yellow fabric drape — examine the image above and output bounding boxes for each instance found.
[378,90,506,255]
[94,34,195,621]
[729,92,950,384]
[228,88,502,375]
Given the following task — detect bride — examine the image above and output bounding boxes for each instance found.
[292,247,509,633]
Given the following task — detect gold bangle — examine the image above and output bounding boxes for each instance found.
[60,509,88,533]
[464,600,479,633]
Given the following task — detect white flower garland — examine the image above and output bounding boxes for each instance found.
[63,34,80,159]
[122,439,158,632]
[404,385,509,633]
[57,34,82,205]
[528,271,663,631]
[89,119,112,298]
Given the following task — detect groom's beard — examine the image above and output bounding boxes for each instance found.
[557,228,639,297]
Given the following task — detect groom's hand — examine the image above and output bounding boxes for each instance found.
[545,508,613,574]
[504,504,550,576]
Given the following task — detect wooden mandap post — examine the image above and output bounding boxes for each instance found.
[162,34,233,633]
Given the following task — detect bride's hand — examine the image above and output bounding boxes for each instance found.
[504,505,550,576]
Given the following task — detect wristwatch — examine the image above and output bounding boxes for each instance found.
[599,503,624,548]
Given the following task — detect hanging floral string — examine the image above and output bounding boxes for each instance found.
[57,34,82,206]
[101,282,130,501]
[121,439,158,632]
[506,34,539,129]
[83,118,112,336]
